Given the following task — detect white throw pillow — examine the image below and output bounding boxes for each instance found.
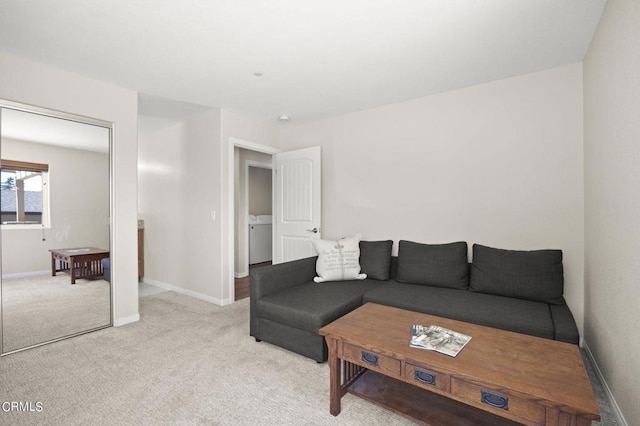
[311,235,367,283]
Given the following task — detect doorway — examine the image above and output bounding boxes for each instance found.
[234,150,273,279]
[227,139,321,302]
[232,142,276,301]
[246,163,273,266]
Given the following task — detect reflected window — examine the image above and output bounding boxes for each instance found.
[1,159,49,227]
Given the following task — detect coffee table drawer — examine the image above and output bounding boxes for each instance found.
[451,378,546,425]
[405,363,449,393]
[341,343,400,377]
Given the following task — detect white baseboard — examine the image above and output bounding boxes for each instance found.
[142,278,233,306]
[582,341,628,425]
[113,313,140,327]
[235,271,248,278]
[2,270,50,280]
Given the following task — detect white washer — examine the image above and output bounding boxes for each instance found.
[249,215,272,264]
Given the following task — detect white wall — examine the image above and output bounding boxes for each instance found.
[1,139,109,275]
[139,109,280,304]
[0,53,139,326]
[281,64,586,332]
[138,109,223,303]
[138,121,189,291]
[584,0,640,423]
[183,110,223,300]
[249,166,272,215]
[221,111,280,302]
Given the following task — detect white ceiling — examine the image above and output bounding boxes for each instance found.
[0,0,607,125]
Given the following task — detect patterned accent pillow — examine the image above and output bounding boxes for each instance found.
[311,235,367,283]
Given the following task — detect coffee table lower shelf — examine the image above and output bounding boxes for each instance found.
[348,369,520,426]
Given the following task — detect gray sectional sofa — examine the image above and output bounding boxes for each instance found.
[250,240,580,362]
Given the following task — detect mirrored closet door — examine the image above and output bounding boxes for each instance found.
[0,102,112,355]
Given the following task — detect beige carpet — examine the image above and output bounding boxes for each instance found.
[0,291,616,425]
[0,291,417,425]
[2,274,111,352]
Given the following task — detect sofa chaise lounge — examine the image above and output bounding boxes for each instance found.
[250,240,579,362]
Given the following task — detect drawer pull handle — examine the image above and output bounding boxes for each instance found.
[415,370,436,386]
[481,390,509,410]
[361,351,379,366]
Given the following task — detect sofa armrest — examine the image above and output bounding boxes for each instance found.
[250,256,318,300]
[250,256,317,338]
[550,302,580,344]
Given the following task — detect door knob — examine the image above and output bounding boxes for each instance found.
[306,227,320,233]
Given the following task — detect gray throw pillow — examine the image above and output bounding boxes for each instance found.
[396,240,469,289]
[359,240,393,280]
[470,244,565,305]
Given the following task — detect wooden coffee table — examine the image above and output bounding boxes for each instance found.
[319,303,600,426]
[50,247,110,284]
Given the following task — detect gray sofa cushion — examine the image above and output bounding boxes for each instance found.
[256,279,386,333]
[470,244,565,305]
[364,282,562,341]
[396,240,469,289]
[359,240,393,280]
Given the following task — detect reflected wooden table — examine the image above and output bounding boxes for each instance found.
[50,247,110,284]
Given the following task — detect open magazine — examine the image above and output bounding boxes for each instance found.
[410,325,472,357]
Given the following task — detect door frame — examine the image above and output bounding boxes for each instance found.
[227,137,279,303]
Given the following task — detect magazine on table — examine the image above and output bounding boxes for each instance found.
[409,324,472,357]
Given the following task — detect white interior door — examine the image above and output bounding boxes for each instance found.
[273,146,321,264]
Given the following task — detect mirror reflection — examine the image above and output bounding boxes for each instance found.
[0,106,112,354]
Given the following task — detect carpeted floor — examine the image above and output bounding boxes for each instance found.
[1,274,111,352]
[0,291,618,425]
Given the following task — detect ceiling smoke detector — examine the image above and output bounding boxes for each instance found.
[277,115,290,123]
